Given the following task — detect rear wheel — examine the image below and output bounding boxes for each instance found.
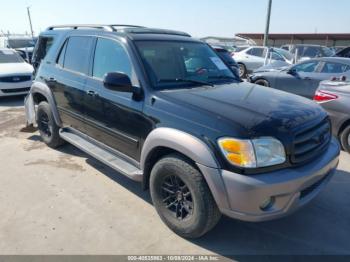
[238,63,247,78]
[254,79,270,87]
[340,125,350,153]
[37,101,65,148]
[150,154,221,239]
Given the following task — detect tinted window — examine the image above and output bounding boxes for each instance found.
[293,61,319,73]
[33,36,54,67]
[0,49,24,63]
[216,49,237,66]
[247,48,266,57]
[321,62,350,73]
[93,38,132,79]
[63,36,93,74]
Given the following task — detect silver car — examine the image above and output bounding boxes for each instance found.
[233,46,294,78]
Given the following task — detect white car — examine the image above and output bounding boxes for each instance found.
[233,46,294,78]
[0,48,33,97]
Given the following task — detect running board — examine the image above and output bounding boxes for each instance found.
[59,128,143,182]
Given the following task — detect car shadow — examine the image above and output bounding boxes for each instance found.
[44,142,350,256]
[0,95,26,108]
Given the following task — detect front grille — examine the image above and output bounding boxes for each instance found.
[291,118,331,164]
[0,75,31,83]
[1,87,30,93]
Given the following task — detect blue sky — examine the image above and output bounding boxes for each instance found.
[1,0,349,37]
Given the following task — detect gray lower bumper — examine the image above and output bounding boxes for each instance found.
[198,138,340,222]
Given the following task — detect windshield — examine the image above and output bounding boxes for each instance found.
[135,41,238,89]
[0,50,24,63]
[7,38,37,49]
[273,48,293,61]
[322,47,335,57]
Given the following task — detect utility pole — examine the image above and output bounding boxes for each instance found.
[263,0,273,47]
[27,6,34,38]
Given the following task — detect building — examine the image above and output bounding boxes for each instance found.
[236,33,350,47]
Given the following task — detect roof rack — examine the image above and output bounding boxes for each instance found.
[46,24,145,32]
[47,24,115,31]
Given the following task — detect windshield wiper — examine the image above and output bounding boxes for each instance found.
[158,78,214,87]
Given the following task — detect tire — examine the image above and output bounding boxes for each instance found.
[340,125,350,153]
[37,101,65,148]
[254,79,270,87]
[238,63,247,78]
[150,154,221,239]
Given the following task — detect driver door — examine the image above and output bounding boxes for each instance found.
[274,60,322,99]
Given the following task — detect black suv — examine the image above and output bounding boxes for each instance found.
[25,25,340,238]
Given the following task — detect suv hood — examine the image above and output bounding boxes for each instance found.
[0,62,33,76]
[158,82,326,137]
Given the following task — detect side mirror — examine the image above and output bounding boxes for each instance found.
[103,72,133,92]
[287,68,297,75]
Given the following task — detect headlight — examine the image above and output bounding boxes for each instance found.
[218,137,286,168]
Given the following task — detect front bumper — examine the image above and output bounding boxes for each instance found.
[198,138,340,222]
[0,81,32,97]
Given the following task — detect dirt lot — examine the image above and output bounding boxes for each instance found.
[0,96,350,256]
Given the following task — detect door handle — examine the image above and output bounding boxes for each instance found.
[304,77,312,80]
[47,77,57,83]
[86,90,98,97]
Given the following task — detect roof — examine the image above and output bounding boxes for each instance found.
[237,33,350,41]
[310,57,350,64]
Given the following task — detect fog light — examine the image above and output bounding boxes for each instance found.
[260,197,275,211]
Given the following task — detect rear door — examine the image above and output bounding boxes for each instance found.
[49,36,94,132]
[274,60,322,98]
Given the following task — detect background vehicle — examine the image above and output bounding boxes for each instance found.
[281,44,335,62]
[211,45,240,79]
[314,80,350,153]
[249,57,350,99]
[4,36,37,63]
[335,46,350,58]
[0,48,33,97]
[25,24,339,239]
[233,46,293,78]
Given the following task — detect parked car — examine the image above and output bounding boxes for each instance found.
[249,57,350,99]
[314,80,350,153]
[233,46,294,78]
[335,46,350,58]
[211,45,240,79]
[281,44,335,62]
[0,48,33,97]
[6,36,37,63]
[25,24,339,238]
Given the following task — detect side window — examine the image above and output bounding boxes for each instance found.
[57,40,68,67]
[32,36,54,68]
[321,62,350,73]
[270,52,284,61]
[62,36,94,74]
[293,61,319,73]
[247,48,266,58]
[93,38,133,80]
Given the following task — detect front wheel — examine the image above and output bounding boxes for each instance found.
[150,154,221,239]
[340,125,350,153]
[37,101,65,148]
